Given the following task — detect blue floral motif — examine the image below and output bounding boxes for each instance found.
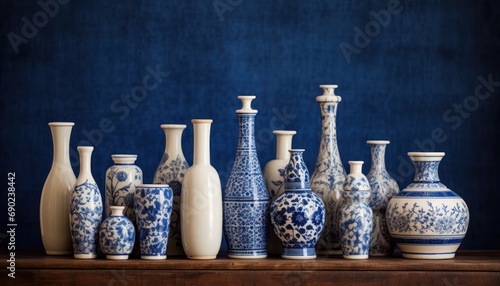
[339,191,372,258]
[224,101,270,258]
[99,209,135,259]
[70,179,103,257]
[134,186,173,258]
[310,88,346,253]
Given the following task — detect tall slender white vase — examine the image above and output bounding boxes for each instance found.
[181,119,222,259]
[40,122,76,255]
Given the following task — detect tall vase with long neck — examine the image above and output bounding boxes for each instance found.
[366,140,399,256]
[153,124,189,256]
[181,120,222,259]
[70,146,103,259]
[40,122,76,255]
[310,85,346,255]
[224,95,269,259]
[263,130,296,255]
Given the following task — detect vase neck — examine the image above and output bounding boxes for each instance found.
[369,143,387,172]
[237,115,256,150]
[162,124,186,156]
[110,206,124,216]
[274,131,295,160]
[318,101,341,159]
[49,123,74,167]
[412,161,441,183]
[77,146,93,177]
[285,149,310,190]
[192,120,212,165]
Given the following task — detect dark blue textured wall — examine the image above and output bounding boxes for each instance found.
[1,0,499,251]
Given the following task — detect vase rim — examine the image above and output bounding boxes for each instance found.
[160,124,187,129]
[138,184,171,188]
[348,160,364,165]
[408,152,445,161]
[236,95,258,114]
[112,154,137,158]
[273,130,297,135]
[77,146,94,151]
[191,119,213,124]
[366,140,390,145]
[48,122,74,126]
[289,148,305,152]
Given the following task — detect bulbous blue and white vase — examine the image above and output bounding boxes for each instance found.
[386,152,469,259]
[339,161,373,260]
[134,184,173,260]
[224,95,269,259]
[366,140,400,256]
[70,146,103,259]
[263,130,296,255]
[310,85,346,255]
[270,149,325,259]
[99,206,135,260]
[153,124,189,256]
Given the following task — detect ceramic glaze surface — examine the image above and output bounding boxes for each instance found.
[224,96,269,259]
[270,150,325,259]
[366,141,400,256]
[386,152,469,259]
[40,122,76,255]
[339,161,372,259]
[310,85,346,254]
[70,146,102,259]
[153,124,189,256]
[134,185,173,260]
[99,206,135,260]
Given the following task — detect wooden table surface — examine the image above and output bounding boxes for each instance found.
[2,250,500,285]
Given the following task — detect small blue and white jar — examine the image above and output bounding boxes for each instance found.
[339,161,373,260]
[270,149,325,259]
[386,152,469,259]
[134,184,173,260]
[99,206,135,260]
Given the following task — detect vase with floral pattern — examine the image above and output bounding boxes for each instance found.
[70,146,103,259]
[339,161,372,260]
[310,85,346,255]
[366,140,399,256]
[386,152,469,259]
[99,206,135,260]
[263,130,296,255]
[153,124,189,256]
[224,95,269,259]
[270,149,325,259]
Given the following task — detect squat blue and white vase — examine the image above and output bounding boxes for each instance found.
[366,140,400,256]
[270,149,325,259]
[386,152,469,259]
[310,85,346,255]
[134,184,173,260]
[153,124,189,256]
[339,161,373,260]
[224,95,269,259]
[99,206,135,260]
[70,146,103,259]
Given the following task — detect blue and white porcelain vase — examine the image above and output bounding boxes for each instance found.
[386,152,469,259]
[339,161,373,260]
[224,95,269,259]
[70,146,103,259]
[153,124,189,256]
[366,140,399,256]
[134,184,173,260]
[310,85,346,255]
[99,206,135,260]
[181,119,222,260]
[270,149,325,259]
[263,130,296,255]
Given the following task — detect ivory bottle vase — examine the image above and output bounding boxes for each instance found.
[40,122,76,255]
[181,119,222,259]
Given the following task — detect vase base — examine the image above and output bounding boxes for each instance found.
[141,255,167,260]
[187,255,217,260]
[343,254,369,260]
[74,253,97,259]
[46,250,72,255]
[106,255,129,260]
[402,253,455,259]
[228,254,267,259]
[282,247,317,259]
